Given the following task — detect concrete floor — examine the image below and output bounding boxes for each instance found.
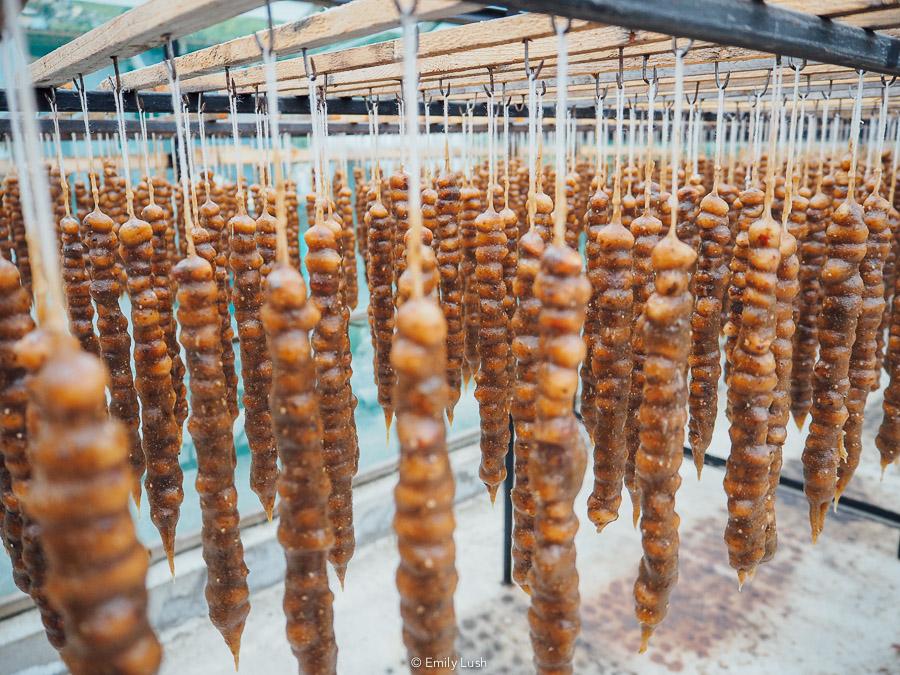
[159,435,900,674]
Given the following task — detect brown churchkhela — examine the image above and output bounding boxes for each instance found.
[586,178,635,532]
[634,228,696,651]
[366,181,396,430]
[625,182,664,526]
[59,215,100,356]
[688,189,731,474]
[262,265,338,675]
[4,174,32,294]
[474,200,511,501]
[876,267,900,469]
[83,206,144,507]
[198,196,239,419]
[435,170,464,421]
[142,193,188,432]
[791,181,831,426]
[528,241,590,674]
[118,213,184,573]
[229,210,278,518]
[801,154,868,541]
[175,253,251,665]
[510,212,550,593]
[0,262,65,647]
[460,183,483,382]
[306,217,358,585]
[836,183,891,499]
[392,294,458,675]
[24,333,162,675]
[336,175,359,311]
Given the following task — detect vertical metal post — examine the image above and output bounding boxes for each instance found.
[502,415,515,585]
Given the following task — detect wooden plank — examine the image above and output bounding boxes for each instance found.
[30,0,266,86]
[838,7,900,28]
[114,0,478,91]
[176,13,597,93]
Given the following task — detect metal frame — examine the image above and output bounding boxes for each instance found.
[485,0,900,76]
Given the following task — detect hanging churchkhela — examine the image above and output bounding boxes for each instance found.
[164,52,251,663]
[528,26,590,674]
[435,92,464,422]
[801,71,868,542]
[763,64,802,564]
[474,92,511,502]
[392,8,459,671]
[633,40,696,652]
[586,76,635,532]
[225,76,278,520]
[836,79,893,502]
[306,83,358,586]
[74,80,146,515]
[510,72,544,593]
[258,46,339,674]
[687,68,731,476]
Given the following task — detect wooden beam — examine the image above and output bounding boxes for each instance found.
[30,0,266,87]
[176,13,597,93]
[114,0,478,91]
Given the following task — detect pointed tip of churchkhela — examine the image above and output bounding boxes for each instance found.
[837,432,847,462]
[131,481,142,512]
[264,504,275,522]
[809,506,824,544]
[225,632,243,671]
[792,412,807,430]
[166,550,176,578]
[631,502,641,529]
[736,567,754,591]
[446,407,455,426]
[487,483,499,505]
[693,454,704,481]
[335,564,347,590]
[638,625,653,654]
[384,409,393,442]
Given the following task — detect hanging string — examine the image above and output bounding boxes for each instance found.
[872,78,892,193]
[307,72,323,222]
[503,93,511,210]
[1,15,66,331]
[424,92,433,184]
[727,111,739,186]
[198,97,212,203]
[183,102,201,227]
[781,63,802,227]
[137,103,156,205]
[659,101,669,193]
[552,19,568,246]
[165,39,196,255]
[487,90,496,211]
[527,72,537,232]
[847,70,866,201]
[643,77,656,212]
[442,89,451,173]
[626,95,635,191]
[889,112,900,206]
[110,70,137,219]
[611,70,625,222]
[398,1,423,297]
[74,76,101,209]
[48,95,72,218]
[593,85,605,181]
[761,58,783,219]
[667,41,688,242]
[260,16,290,267]
[226,74,248,215]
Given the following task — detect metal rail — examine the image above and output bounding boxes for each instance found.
[486,0,900,76]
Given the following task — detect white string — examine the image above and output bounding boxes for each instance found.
[669,45,685,238]
[527,74,537,229]
[875,80,892,181]
[848,70,865,197]
[889,112,900,203]
[0,12,66,330]
[165,43,197,252]
[400,8,424,296]
[48,97,72,217]
[227,78,247,213]
[553,21,568,245]
[643,78,656,211]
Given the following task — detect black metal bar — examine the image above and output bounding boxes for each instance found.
[502,415,515,586]
[484,0,900,76]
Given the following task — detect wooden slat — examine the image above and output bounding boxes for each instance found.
[30,0,266,86]
[176,13,596,93]
[839,7,900,28]
[114,0,478,91]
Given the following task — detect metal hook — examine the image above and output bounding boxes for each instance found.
[302,48,317,82]
[641,55,657,87]
[523,39,545,80]
[787,56,807,72]
[482,66,495,98]
[820,79,833,101]
[594,73,607,103]
[753,68,771,101]
[686,81,700,106]
[438,78,451,99]
[549,15,572,35]
[714,61,730,90]
[392,0,418,17]
[540,80,547,97]
[111,55,123,93]
[513,95,525,112]
[616,47,624,89]
[672,37,694,56]
[882,74,898,87]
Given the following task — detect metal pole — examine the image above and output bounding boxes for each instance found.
[502,415,515,586]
